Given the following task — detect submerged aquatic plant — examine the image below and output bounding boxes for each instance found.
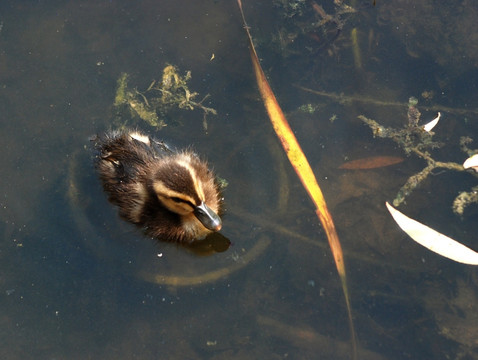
[272,0,356,57]
[113,65,216,130]
[359,98,478,213]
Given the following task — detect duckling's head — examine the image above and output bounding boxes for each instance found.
[150,152,222,240]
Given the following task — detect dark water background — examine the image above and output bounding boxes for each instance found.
[1,1,478,359]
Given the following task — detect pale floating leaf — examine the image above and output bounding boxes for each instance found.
[463,154,478,172]
[385,202,478,265]
[422,112,440,132]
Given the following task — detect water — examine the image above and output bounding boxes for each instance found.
[1,1,478,359]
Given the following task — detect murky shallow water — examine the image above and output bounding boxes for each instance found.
[1,1,478,359]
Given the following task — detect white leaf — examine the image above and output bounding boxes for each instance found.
[422,112,440,132]
[463,154,478,172]
[385,202,478,265]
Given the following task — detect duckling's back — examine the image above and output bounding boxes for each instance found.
[94,130,164,221]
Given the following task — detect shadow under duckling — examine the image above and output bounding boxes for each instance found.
[93,129,223,244]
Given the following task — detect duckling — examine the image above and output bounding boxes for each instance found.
[94,129,223,243]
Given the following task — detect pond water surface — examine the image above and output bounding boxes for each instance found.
[1,1,478,359]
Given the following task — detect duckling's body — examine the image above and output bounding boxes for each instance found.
[94,129,222,243]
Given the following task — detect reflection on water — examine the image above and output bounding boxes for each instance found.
[1,0,478,359]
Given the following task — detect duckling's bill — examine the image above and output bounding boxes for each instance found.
[194,202,222,231]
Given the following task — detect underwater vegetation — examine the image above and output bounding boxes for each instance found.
[113,65,216,130]
[359,97,478,212]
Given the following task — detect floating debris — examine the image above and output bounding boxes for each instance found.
[386,202,478,265]
[238,1,357,357]
[350,27,362,70]
[339,156,404,170]
[422,112,441,132]
[463,154,478,171]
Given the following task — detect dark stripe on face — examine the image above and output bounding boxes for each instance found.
[158,162,201,204]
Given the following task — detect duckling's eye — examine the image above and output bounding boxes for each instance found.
[170,196,195,209]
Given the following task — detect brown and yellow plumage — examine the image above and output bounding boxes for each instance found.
[94,129,222,243]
